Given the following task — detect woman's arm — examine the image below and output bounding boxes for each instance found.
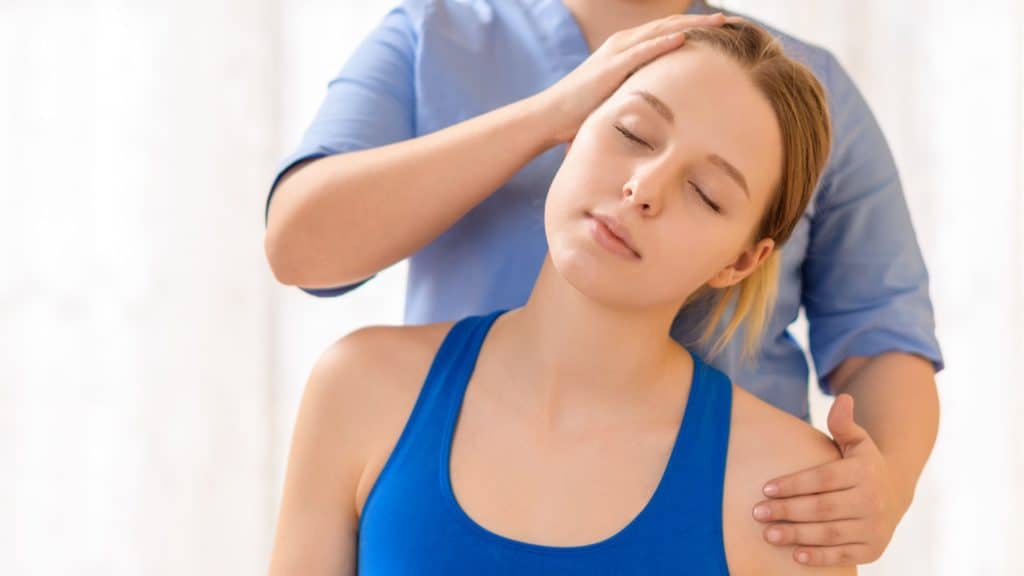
[264,95,559,288]
[267,329,386,575]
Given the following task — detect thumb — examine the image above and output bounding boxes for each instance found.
[827,393,868,455]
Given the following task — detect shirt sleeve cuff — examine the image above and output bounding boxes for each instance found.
[264,151,331,227]
[815,330,945,395]
[297,276,374,298]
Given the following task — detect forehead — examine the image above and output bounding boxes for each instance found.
[613,44,783,204]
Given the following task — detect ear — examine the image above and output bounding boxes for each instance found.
[706,238,775,289]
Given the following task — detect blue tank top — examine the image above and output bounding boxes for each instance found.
[358,308,734,574]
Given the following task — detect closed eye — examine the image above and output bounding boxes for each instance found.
[615,124,722,215]
[691,182,721,214]
[614,124,654,150]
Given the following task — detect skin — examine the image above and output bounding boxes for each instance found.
[268,44,858,575]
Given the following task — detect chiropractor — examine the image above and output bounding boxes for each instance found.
[263,1,943,567]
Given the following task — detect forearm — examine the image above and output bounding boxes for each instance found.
[828,352,939,509]
[265,94,560,288]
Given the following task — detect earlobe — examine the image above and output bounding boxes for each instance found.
[707,267,739,289]
[707,239,776,289]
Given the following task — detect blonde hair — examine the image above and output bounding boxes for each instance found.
[678,21,832,363]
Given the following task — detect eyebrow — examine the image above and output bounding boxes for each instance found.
[629,89,750,199]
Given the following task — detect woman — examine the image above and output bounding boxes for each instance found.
[268,21,850,575]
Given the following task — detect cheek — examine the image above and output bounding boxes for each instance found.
[544,161,577,231]
[644,220,736,297]
[544,161,592,258]
[546,137,618,216]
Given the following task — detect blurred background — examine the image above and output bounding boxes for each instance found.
[4,1,1022,574]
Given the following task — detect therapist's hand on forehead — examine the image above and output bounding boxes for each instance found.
[537,12,743,144]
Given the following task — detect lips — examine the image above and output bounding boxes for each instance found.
[588,211,641,259]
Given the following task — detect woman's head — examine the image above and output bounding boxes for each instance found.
[544,21,831,361]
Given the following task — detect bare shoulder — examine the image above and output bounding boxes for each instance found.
[727,385,842,493]
[309,320,456,460]
[312,321,455,400]
[269,321,454,574]
[722,385,857,575]
[309,321,457,514]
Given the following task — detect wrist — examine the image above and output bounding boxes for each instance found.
[517,92,572,149]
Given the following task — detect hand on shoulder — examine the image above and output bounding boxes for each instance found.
[724,386,857,575]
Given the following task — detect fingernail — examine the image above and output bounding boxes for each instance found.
[763,483,778,496]
[753,505,770,520]
[765,528,782,542]
[797,552,810,563]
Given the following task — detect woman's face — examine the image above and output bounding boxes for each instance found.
[544,43,783,310]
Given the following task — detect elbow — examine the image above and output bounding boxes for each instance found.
[264,161,323,286]
[263,193,377,288]
[265,184,301,285]
[264,227,306,286]
[264,227,373,289]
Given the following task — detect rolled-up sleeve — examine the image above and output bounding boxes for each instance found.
[802,53,944,395]
[264,5,418,298]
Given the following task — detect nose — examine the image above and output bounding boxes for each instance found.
[622,171,666,217]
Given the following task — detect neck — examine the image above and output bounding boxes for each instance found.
[490,253,691,417]
[562,0,701,51]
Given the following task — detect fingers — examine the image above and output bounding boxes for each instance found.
[752,488,864,523]
[763,519,865,547]
[792,544,877,567]
[762,458,861,499]
[616,12,726,49]
[614,30,688,76]
[646,12,725,37]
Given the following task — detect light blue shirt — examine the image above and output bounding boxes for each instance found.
[264,0,944,421]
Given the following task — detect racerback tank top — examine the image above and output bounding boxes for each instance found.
[357,308,734,574]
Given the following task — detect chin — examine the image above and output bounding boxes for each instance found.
[546,224,649,309]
